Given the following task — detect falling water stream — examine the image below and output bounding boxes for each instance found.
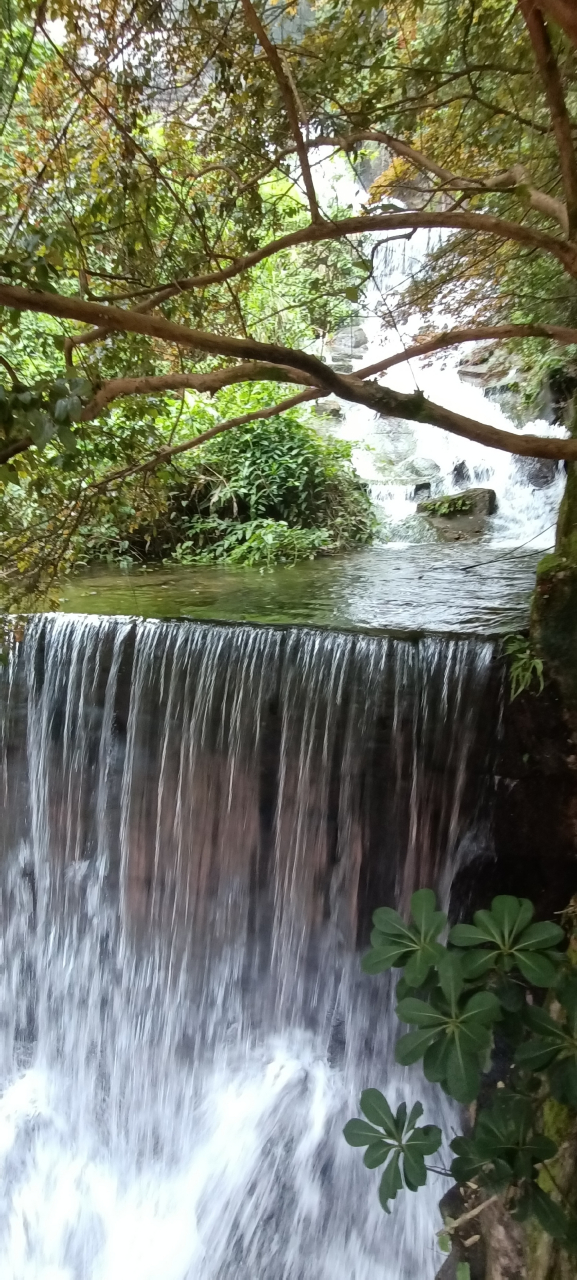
[0,615,501,1279]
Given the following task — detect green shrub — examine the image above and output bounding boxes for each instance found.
[344,889,577,1257]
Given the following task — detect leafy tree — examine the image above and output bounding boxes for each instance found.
[2,0,577,598]
[344,889,577,1268]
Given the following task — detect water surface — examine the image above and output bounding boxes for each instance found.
[62,543,543,636]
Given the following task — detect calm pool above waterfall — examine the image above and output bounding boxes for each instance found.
[62,542,542,635]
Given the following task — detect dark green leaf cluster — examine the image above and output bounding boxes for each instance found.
[343,1091,441,1212]
[347,890,577,1250]
[0,373,92,481]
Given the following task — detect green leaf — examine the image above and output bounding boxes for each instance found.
[54,396,71,424]
[396,997,447,1028]
[514,950,559,986]
[364,1140,393,1168]
[462,990,502,1023]
[343,1119,382,1147]
[405,1124,442,1155]
[449,924,487,948]
[362,944,409,975]
[459,948,497,979]
[402,1146,427,1189]
[360,1089,397,1136]
[472,909,505,945]
[406,1101,424,1130]
[437,952,464,1007]
[491,896,532,942]
[515,921,564,951]
[403,946,436,987]
[456,1264,471,1280]
[445,1042,480,1104]
[410,889,446,935]
[423,1034,452,1082]
[396,1027,440,1065]
[379,1150,403,1213]
[438,1232,451,1254]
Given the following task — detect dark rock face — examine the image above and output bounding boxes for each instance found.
[451,675,577,925]
[452,461,471,488]
[514,456,560,489]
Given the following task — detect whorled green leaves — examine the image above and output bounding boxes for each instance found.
[396,954,501,1104]
[363,888,447,986]
[343,1091,441,1212]
[516,976,577,1107]
[346,887,577,1248]
[450,1092,557,1190]
[449,895,564,987]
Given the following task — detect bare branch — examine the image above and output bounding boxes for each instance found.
[358,321,577,379]
[240,0,321,222]
[80,362,317,420]
[124,208,577,313]
[318,132,570,233]
[518,0,577,238]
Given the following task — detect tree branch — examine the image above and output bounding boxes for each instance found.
[3,284,577,462]
[518,0,577,238]
[240,0,321,222]
[536,1,577,51]
[358,322,577,379]
[106,208,577,315]
[80,362,317,420]
[89,389,321,489]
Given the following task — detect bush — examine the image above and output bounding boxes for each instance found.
[344,889,577,1263]
[88,396,376,568]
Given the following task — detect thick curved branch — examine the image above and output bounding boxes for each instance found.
[79,208,577,322]
[318,131,569,233]
[537,0,577,47]
[80,362,316,419]
[3,283,577,462]
[518,0,577,238]
[358,322,577,378]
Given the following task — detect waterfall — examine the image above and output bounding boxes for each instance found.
[0,614,500,1280]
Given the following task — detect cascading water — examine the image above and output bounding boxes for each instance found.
[0,613,500,1280]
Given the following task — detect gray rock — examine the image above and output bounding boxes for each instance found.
[514,455,560,489]
[417,487,497,541]
[452,460,471,487]
[312,396,344,419]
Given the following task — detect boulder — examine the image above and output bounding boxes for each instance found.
[312,396,344,419]
[417,487,497,541]
[452,460,471,487]
[514,455,560,489]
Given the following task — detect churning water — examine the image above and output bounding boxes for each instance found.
[0,615,500,1279]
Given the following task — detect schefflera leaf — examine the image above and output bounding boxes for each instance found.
[395,953,501,1104]
[362,888,447,985]
[449,895,564,987]
[343,1089,441,1213]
